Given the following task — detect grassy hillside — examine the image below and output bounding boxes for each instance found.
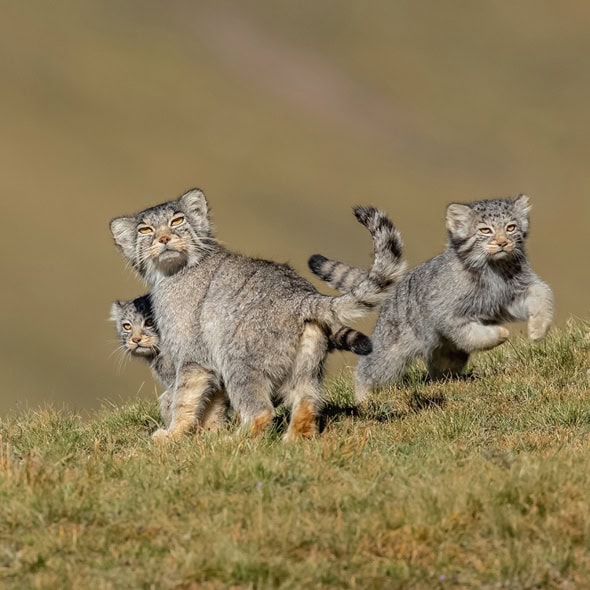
[1,324,589,588]
[0,0,589,411]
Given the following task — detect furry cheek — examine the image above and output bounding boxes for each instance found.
[126,339,138,351]
[141,335,159,348]
[148,241,165,258]
[168,235,187,253]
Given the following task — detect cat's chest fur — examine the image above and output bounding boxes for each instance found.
[459,263,528,321]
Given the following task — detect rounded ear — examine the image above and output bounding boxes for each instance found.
[109,301,123,322]
[513,193,531,217]
[513,193,531,236]
[446,203,473,237]
[178,188,208,218]
[110,216,137,260]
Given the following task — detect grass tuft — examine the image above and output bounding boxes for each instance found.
[1,323,589,588]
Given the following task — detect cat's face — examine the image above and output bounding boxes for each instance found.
[110,189,212,284]
[110,295,160,358]
[446,194,530,268]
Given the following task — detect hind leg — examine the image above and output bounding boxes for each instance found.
[280,322,328,442]
[225,373,275,436]
[427,346,469,380]
[355,336,418,403]
[152,364,217,442]
[201,389,230,431]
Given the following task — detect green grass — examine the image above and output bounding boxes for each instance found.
[1,323,589,589]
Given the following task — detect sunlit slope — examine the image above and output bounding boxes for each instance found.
[0,0,588,410]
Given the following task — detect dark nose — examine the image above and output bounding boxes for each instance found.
[131,336,142,344]
[159,235,171,244]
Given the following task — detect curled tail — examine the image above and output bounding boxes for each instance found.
[308,206,405,293]
[306,206,405,326]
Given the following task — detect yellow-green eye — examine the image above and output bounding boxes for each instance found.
[138,226,154,235]
[144,319,154,328]
[122,322,132,331]
[479,227,493,235]
[170,216,185,227]
[506,224,516,232]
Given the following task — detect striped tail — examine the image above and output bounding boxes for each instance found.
[305,206,405,326]
[308,206,405,293]
[329,327,372,355]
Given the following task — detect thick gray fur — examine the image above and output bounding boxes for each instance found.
[309,194,554,401]
[110,295,190,428]
[110,293,375,425]
[110,190,405,441]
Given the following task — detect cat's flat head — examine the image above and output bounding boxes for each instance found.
[110,295,160,358]
[110,188,213,284]
[446,194,530,268]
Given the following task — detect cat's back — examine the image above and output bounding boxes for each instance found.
[155,249,319,374]
[385,250,454,303]
[155,248,317,341]
[199,251,318,327]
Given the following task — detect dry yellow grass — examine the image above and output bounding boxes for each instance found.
[1,323,589,588]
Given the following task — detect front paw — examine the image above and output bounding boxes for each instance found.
[528,315,551,341]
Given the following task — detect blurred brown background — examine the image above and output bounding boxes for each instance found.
[1,0,588,413]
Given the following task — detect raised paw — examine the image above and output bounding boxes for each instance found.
[528,315,551,341]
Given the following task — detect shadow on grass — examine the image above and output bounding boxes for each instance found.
[400,369,478,387]
[408,391,447,412]
[146,381,451,438]
[317,387,448,432]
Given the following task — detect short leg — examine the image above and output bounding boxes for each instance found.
[355,339,418,403]
[280,323,328,442]
[427,347,469,380]
[505,279,554,341]
[200,389,230,431]
[225,373,275,437]
[152,365,217,442]
[448,322,509,352]
[525,281,554,341]
[158,390,173,428]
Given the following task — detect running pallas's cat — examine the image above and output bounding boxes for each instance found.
[309,194,553,401]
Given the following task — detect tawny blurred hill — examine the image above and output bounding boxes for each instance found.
[1,0,588,411]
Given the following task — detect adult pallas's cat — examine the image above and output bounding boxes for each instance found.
[110,189,405,440]
[110,294,379,427]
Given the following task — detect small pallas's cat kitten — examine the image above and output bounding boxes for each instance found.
[110,189,405,441]
[309,194,554,401]
[110,295,228,429]
[110,294,377,427]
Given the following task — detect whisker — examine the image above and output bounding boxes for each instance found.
[107,344,127,360]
